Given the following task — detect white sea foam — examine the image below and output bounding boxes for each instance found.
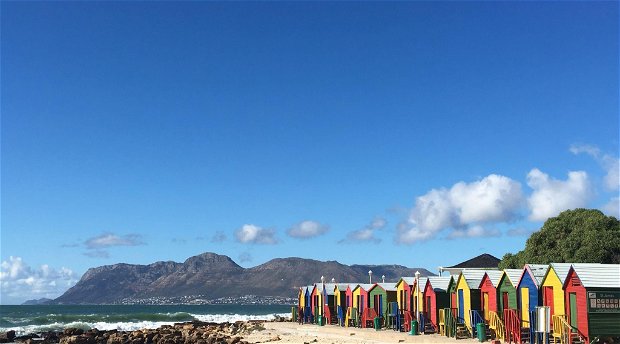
[1,313,292,336]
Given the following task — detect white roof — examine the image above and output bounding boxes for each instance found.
[503,269,524,286]
[323,283,337,295]
[426,276,452,291]
[374,283,397,292]
[416,277,428,290]
[548,263,574,284]
[399,277,415,286]
[334,283,352,291]
[524,264,549,286]
[460,269,488,289]
[354,283,374,291]
[484,270,504,287]
[570,264,620,288]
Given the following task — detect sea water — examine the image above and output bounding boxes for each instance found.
[0,304,291,336]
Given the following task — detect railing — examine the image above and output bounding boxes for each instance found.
[443,308,458,338]
[361,308,378,328]
[530,310,539,344]
[418,311,426,333]
[324,305,331,325]
[345,307,358,327]
[504,309,521,344]
[552,315,583,344]
[404,311,413,333]
[337,305,344,326]
[488,310,505,340]
[470,310,485,338]
[387,302,400,331]
[439,309,446,335]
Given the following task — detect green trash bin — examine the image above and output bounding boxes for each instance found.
[476,323,485,342]
[410,320,418,335]
[373,317,381,331]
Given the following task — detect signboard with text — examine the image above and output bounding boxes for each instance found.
[588,291,620,313]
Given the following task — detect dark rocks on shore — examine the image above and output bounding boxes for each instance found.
[2,321,267,344]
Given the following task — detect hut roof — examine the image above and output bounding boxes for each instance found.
[503,269,524,286]
[522,264,549,286]
[568,264,620,288]
[323,283,337,295]
[483,270,504,287]
[353,283,374,292]
[398,277,416,286]
[459,269,488,289]
[547,263,573,284]
[426,276,452,292]
[334,283,352,291]
[416,277,429,290]
[373,283,397,292]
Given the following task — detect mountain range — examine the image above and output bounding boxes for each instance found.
[54,252,435,304]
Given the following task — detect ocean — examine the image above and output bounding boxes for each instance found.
[0,304,292,336]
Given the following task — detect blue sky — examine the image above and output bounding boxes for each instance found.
[1,1,618,304]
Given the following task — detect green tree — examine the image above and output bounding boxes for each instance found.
[499,209,620,269]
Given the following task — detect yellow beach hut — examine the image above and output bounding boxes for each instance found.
[455,269,487,333]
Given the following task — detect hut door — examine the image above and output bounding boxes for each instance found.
[426,296,431,318]
[356,295,360,310]
[569,293,578,328]
[521,288,530,325]
[544,287,555,316]
[379,295,383,315]
[502,292,509,311]
[483,293,489,320]
[458,289,464,321]
[361,295,365,310]
[346,296,350,307]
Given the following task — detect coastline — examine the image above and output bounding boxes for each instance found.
[1,318,482,344]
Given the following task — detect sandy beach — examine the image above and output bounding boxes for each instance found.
[244,322,482,344]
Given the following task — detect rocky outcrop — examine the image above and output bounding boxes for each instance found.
[5,321,267,344]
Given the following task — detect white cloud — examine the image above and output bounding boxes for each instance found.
[0,256,78,305]
[84,233,144,249]
[570,144,619,191]
[397,174,523,244]
[527,168,592,221]
[602,197,619,218]
[234,224,277,244]
[446,225,501,239]
[287,220,329,239]
[340,217,387,244]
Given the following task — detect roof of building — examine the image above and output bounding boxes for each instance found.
[323,283,337,295]
[334,283,352,291]
[397,277,416,287]
[569,264,620,288]
[446,253,501,269]
[372,283,397,292]
[353,283,374,292]
[524,264,549,286]
[482,270,504,287]
[502,269,524,286]
[459,269,488,289]
[546,263,574,284]
[416,277,429,291]
[426,276,452,292]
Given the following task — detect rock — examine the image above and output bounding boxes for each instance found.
[0,330,16,343]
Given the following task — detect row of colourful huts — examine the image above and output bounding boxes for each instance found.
[296,263,620,344]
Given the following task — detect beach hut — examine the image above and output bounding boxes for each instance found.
[353,284,375,328]
[540,263,573,319]
[344,284,359,327]
[562,264,620,343]
[322,283,337,324]
[497,269,522,314]
[479,270,504,322]
[517,264,548,328]
[369,283,397,325]
[455,269,487,334]
[424,276,452,331]
[333,283,350,326]
[413,277,428,316]
[311,283,325,323]
[396,277,415,313]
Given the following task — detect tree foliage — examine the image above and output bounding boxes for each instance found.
[498,209,620,269]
